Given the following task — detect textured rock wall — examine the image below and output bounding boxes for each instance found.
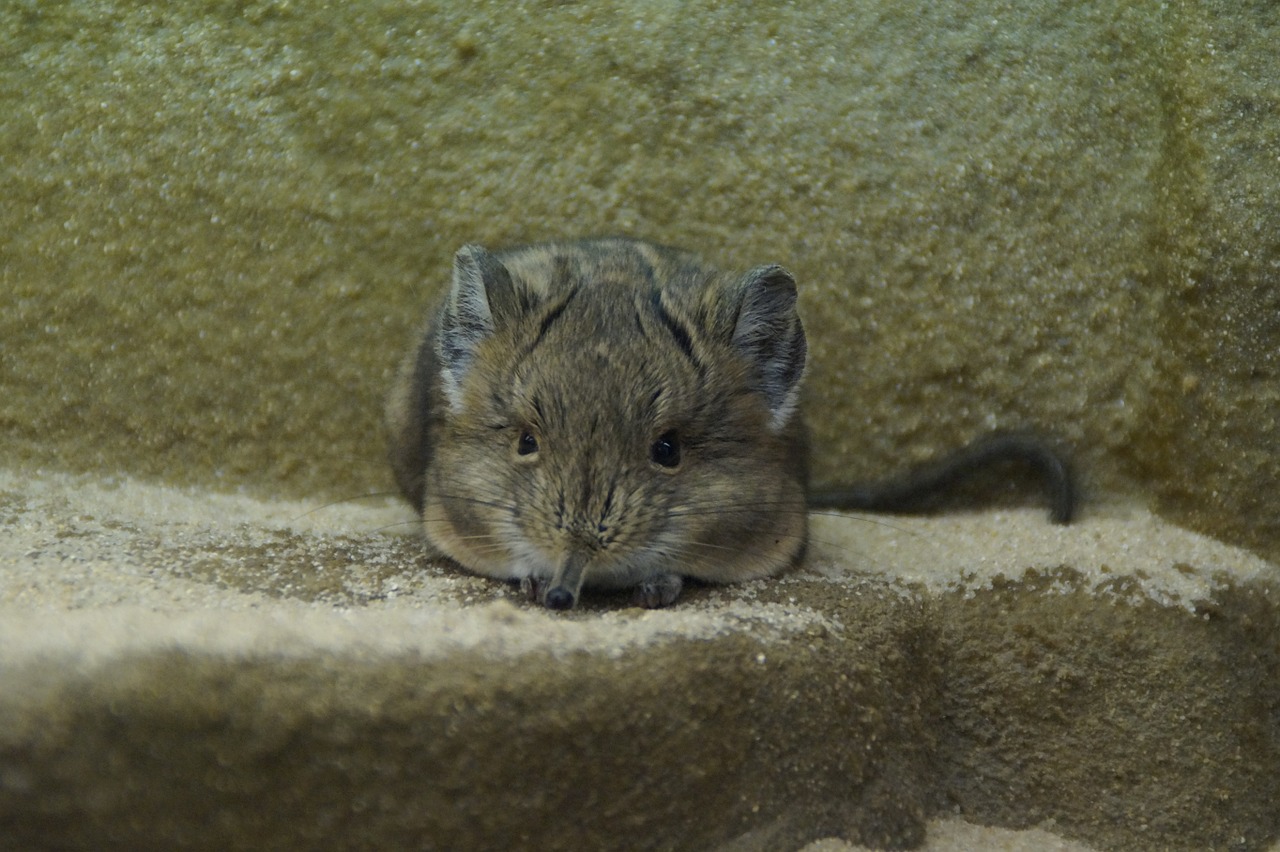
[1126,4,1280,561]
[2,6,1280,848]
[2,1,1277,562]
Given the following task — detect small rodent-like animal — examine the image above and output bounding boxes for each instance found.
[386,238,1073,610]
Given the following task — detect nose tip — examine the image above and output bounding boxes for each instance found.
[544,586,576,610]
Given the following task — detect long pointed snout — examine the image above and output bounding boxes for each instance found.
[543,552,590,610]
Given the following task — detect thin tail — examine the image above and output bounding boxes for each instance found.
[807,433,1076,525]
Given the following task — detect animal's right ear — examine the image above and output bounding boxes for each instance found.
[728,264,808,433]
[437,245,518,409]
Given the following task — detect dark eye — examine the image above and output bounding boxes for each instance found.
[517,429,539,456]
[650,431,681,468]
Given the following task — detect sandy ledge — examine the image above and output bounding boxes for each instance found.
[2,466,1276,850]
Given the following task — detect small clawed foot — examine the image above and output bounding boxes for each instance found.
[519,575,546,604]
[632,573,683,609]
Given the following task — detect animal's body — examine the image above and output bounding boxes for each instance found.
[386,237,1071,610]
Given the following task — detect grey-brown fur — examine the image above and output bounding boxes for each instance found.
[386,238,809,609]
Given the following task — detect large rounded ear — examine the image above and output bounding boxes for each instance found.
[437,245,518,409]
[729,264,808,432]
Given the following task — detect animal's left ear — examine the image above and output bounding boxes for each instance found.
[728,264,807,432]
[437,244,520,410]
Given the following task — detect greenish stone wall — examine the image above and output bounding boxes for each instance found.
[1,1,1276,560]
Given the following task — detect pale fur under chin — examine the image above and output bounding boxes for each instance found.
[386,237,810,609]
[423,493,797,590]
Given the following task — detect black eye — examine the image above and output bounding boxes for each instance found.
[517,429,539,456]
[650,431,681,468]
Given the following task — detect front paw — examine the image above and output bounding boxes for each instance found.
[632,573,683,609]
[519,575,547,604]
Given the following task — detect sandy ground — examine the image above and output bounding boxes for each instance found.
[5,466,1270,620]
[4,465,1277,849]
[804,817,1097,851]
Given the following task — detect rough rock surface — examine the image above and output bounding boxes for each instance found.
[2,471,1276,849]
[3,1,1278,557]
[2,1,1278,849]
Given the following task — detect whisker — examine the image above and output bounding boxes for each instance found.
[369,520,425,534]
[291,490,402,522]
[420,491,521,516]
[444,532,514,545]
[662,539,743,555]
[804,509,921,537]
